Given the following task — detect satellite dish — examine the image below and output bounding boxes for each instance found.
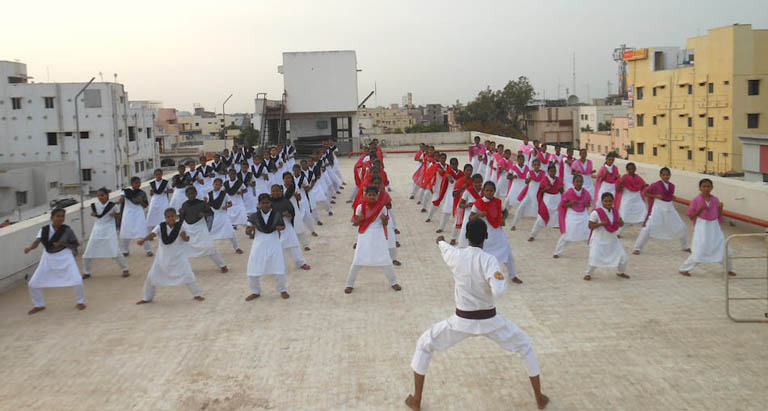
[567,95,579,105]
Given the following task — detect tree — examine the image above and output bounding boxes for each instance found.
[456,77,535,137]
[500,76,535,129]
[597,120,611,131]
[405,123,449,133]
[236,125,260,147]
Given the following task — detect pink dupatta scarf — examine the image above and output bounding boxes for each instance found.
[572,158,593,177]
[687,194,722,224]
[643,180,675,225]
[589,206,620,242]
[615,173,646,210]
[593,164,620,205]
[507,164,529,195]
[558,188,591,234]
[537,176,563,225]
[517,169,547,202]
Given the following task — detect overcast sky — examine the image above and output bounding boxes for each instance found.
[4,0,767,113]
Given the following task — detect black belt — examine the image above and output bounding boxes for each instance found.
[455,307,496,320]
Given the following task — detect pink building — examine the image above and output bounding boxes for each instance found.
[581,117,630,158]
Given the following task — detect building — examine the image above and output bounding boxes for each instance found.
[626,24,768,174]
[581,117,631,158]
[574,105,628,145]
[0,161,76,218]
[256,50,360,154]
[401,92,413,109]
[358,106,412,134]
[0,60,158,201]
[424,104,445,125]
[407,106,424,125]
[521,102,576,145]
[737,133,768,182]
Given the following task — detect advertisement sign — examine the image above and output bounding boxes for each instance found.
[622,99,633,107]
[628,113,635,128]
[623,48,648,61]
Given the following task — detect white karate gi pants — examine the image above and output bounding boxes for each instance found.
[553,235,587,256]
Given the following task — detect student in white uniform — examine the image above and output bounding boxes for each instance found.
[24,208,86,315]
[293,164,318,240]
[169,164,190,211]
[510,158,545,231]
[283,172,311,251]
[179,187,229,273]
[405,219,548,411]
[432,157,461,233]
[553,175,592,258]
[196,155,214,196]
[632,167,690,255]
[505,154,529,212]
[679,178,735,277]
[136,208,204,304]
[205,178,243,254]
[270,184,311,271]
[585,192,629,281]
[615,162,648,237]
[83,187,129,279]
[469,181,522,283]
[345,186,401,294]
[528,165,564,241]
[187,160,207,200]
[119,176,153,257]
[223,169,248,229]
[245,194,290,300]
[146,169,172,229]
[238,162,259,215]
[456,174,484,248]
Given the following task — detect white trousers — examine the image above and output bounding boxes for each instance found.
[121,238,152,254]
[586,257,628,275]
[529,218,549,239]
[411,183,421,197]
[29,284,85,307]
[297,231,310,248]
[419,189,432,207]
[450,226,461,241]
[143,278,201,301]
[679,250,734,272]
[302,209,316,232]
[633,226,689,252]
[553,235,586,256]
[426,203,439,220]
[83,255,128,274]
[249,275,287,294]
[346,264,398,287]
[348,185,359,202]
[410,316,541,377]
[284,246,307,268]
[389,247,398,260]
[230,236,240,250]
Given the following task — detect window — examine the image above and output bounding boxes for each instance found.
[707,117,714,127]
[195,122,199,127]
[46,132,57,146]
[723,116,729,121]
[636,87,644,100]
[653,116,657,125]
[748,80,760,96]
[688,117,692,127]
[118,129,123,137]
[65,132,73,136]
[128,126,136,141]
[724,80,729,85]
[44,97,55,109]
[652,147,658,156]
[652,87,657,97]
[636,114,644,127]
[134,162,140,173]
[637,143,645,155]
[80,131,89,139]
[146,127,152,139]
[140,161,145,172]
[11,97,21,110]
[123,165,128,177]
[49,182,58,189]
[82,168,92,182]
[687,150,692,160]
[15,191,27,206]
[688,85,692,95]
[747,113,759,129]
[707,151,713,161]
[708,83,714,94]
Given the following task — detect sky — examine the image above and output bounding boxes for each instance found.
[3,0,767,113]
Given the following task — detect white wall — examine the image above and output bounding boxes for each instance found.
[282,51,359,114]
[0,161,76,217]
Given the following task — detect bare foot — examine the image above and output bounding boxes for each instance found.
[409,195,415,200]
[679,271,691,277]
[300,264,311,270]
[511,277,523,284]
[617,235,622,239]
[421,209,427,213]
[76,303,86,310]
[28,306,46,315]
[304,247,311,251]
[683,248,691,253]
[396,241,401,248]
[632,250,640,255]
[281,291,290,299]
[435,229,443,233]
[583,275,592,281]
[405,394,421,410]
[510,226,516,231]
[317,221,323,226]
[393,260,402,266]
[146,252,154,257]
[527,237,534,242]
[193,296,205,301]
[123,252,129,257]
[311,232,319,237]
[122,271,130,278]
[392,284,402,291]
[617,273,630,279]
[245,293,260,301]
[537,394,550,410]
[220,266,229,273]
[416,201,421,205]
[353,243,357,249]
[136,300,151,305]
[344,287,353,294]
[425,219,431,223]
[330,201,336,204]
[235,248,244,254]
[728,271,736,277]
[450,239,456,245]
[394,229,400,235]
[329,212,334,216]
[82,274,91,279]
[345,200,352,203]
[552,254,559,259]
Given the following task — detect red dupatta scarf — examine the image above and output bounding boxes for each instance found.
[615,173,646,210]
[473,197,503,229]
[454,186,482,230]
[452,175,471,216]
[355,198,388,239]
[537,176,563,225]
[417,155,434,188]
[643,180,675,225]
[517,169,547,202]
[594,164,620,205]
[432,166,459,206]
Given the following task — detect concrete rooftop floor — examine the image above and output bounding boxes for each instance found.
[0,147,767,411]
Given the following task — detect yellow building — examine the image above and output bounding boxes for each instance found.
[627,24,768,174]
[358,106,413,134]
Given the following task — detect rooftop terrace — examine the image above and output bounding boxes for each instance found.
[0,148,766,410]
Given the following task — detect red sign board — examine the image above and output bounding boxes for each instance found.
[623,49,648,61]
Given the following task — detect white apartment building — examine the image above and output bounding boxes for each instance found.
[574,105,628,145]
[0,60,158,212]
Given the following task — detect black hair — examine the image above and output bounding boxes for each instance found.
[177,164,186,169]
[548,164,557,171]
[465,218,488,245]
[213,178,223,184]
[300,159,308,164]
[606,152,616,158]
[164,207,177,216]
[240,161,249,166]
[601,192,614,201]
[626,162,636,170]
[282,171,293,178]
[185,186,197,195]
[449,157,459,165]
[271,184,283,191]
[482,181,496,191]
[699,178,713,187]
[258,193,271,202]
[130,176,141,184]
[153,168,162,174]
[463,163,473,172]
[371,176,382,184]
[573,174,584,183]
[365,185,379,194]
[51,207,66,217]
[532,158,541,165]
[97,187,110,195]
[293,164,301,170]
[660,167,671,175]
[228,168,237,174]
[471,173,483,181]
[439,152,447,159]
[517,154,525,160]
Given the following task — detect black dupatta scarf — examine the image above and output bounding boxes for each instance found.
[91,201,116,218]
[40,224,78,253]
[159,222,183,245]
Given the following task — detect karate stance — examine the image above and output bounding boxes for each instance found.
[82,187,130,278]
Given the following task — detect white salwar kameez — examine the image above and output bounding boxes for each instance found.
[225,190,248,226]
[471,202,516,278]
[457,191,479,248]
[505,174,527,210]
[146,184,171,229]
[347,205,398,288]
[618,190,647,224]
[142,225,201,301]
[246,210,288,294]
[633,199,689,252]
[29,225,85,307]
[553,191,591,256]
[169,187,187,211]
[181,219,227,267]
[679,217,733,273]
[83,203,128,274]
[587,209,628,274]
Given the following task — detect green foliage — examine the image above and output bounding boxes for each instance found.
[456,76,535,135]
[405,123,449,133]
[597,120,611,131]
[236,125,260,147]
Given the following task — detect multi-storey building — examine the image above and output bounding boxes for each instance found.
[626,24,768,174]
[0,60,158,215]
[424,104,445,125]
[574,105,628,146]
[581,117,631,158]
[358,106,412,134]
[521,101,576,145]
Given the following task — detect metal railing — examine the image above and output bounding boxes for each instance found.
[724,232,768,323]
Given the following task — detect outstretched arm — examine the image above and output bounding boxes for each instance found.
[24,238,41,254]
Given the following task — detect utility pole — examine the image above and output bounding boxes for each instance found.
[74,77,96,240]
[222,93,233,142]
